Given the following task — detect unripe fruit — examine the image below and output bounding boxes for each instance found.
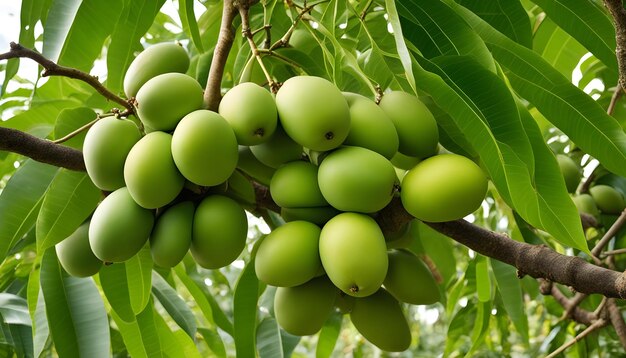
[383,250,440,305]
[334,291,355,314]
[219,83,278,145]
[191,195,248,269]
[401,154,488,222]
[274,276,337,336]
[237,146,275,186]
[171,110,238,186]
[319,213,388,297]
[83,117,141,191]
[573,193,600,218]
[556,154,582,193]
[135,73,203,131]
[378,91,438,159]
[270,161,327,208]
[123,43,190,98]
[342,92,399,159]
[124,132,185,209]
[350,289,411,352]
[390,151,420,171]
[56,221,102,277]
[318,146,397,213]
[150,201,194,268]
[280,206,340,226]
[590,185,626,214]
[276,76,350,151]
[255,221,322,287]
[225,170,256,206]
[250,126,303,168]
[89,187,154,262]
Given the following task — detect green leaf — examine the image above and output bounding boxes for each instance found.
[530,0,617,72]
[98,246,153,322]
[466,301,491,357]
[490,258,529,344]
[42,0,82,62]
[414,221,457,285]
[40,249,110,358]
[53,107,96,150]
[0,294,30,326]
[256,317,284,358]
[112,300,164,358]
[448,0,626,180]
[173,265,218,329]
[153,311,201,358]
[32,288,49,358]
[6,322,34,358]
[107,0,165,95]
[198,328,227,358]
[532,18,588,78]
[0,160,58,260]
[151,272,197,338]
[397,0,495,72]
[475,257,491,303]
[179,0,205,53]
[315,311,342,358]
[457,0,532,48]
[233,254,261,357]
[384,0,417,93]
[36,170,101,251]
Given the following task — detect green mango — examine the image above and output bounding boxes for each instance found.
[378,91,438,159]
[219,83,278,145]
[270,161,327,208]
[401,154,488,222]
[342,92,399,159]
[150,201,194,268]
[83,117,141,191]
[556,154,582,193]
[590,185,626,214]
[319,212,388,297]
[191,195,248,269]
[384,221,414,250]
[334,291,355,314]
[318,146,397,213]
[237,146,276,186]
[390,151,420,170]
[350,288,412,352]
[383,250,440,305]
[172,110,238,186]
[124,132,185,209]
[56,221,102,277]
[135,73,203,131]
[123,42,190,98]
[280,206,339,226]
[255,221,322,287]
[224,170,256,206]
[250,125,303,169]
[275,76,350,151]
[274,276,337,336]
[89,187,155,262]
[573,193,600,218]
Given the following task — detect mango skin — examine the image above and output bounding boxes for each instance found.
[378,91,438,159]
[383,250,440,305]
[135,73,204,131]
[319,213,388,297]
[83,117,141,191]
[275,76,350,151]
[250,126,303,169]
[150,201,194,268]
[56,221,102,277]
[401,154,488,222]
[280,206,340,227]
[237,146,276,186]
[270,161,327,208]
[124,43,190,98]
[172,110,238,186]
[89,187,155,262]
[590,185,626,214]
[219,83,278,145]
[573,193,600,218]
[274,276,337,336]
[557,154,582,193]
[391,151,420,171]
[191,195,248,269]
[124,132,185,209]
[350,288,411,352]
[255,221,322,287]
[343,92,399,159]
[318,146,397,213]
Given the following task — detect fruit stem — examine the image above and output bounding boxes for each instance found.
[238,5,278,93]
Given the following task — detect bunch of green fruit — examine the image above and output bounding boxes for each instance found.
[55,42,493,352]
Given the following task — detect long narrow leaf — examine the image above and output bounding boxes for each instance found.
[152,272,197,338]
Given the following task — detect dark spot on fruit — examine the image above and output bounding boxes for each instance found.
[325,132,334,140]
[254,128,265,137]
[350,285,359,293]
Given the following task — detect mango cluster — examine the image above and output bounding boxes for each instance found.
[54,42,492,353]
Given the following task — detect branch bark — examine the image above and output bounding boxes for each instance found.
[605,0,626,91]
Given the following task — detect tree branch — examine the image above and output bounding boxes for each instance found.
[0,42,133,112]
[605,0,626,91]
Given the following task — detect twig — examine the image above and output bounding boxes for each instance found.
[604,0,626,91]
[238,4,278,92]
[562,292,589,321]
[607,85,624,115]
[591,209,626,259]
[545,318,607,358]
[544,282,596,325]
[268,0,329,51]
[608,298,626,349]
[359,0,374,20]
[0,42,133,112]
[602,248,626,257]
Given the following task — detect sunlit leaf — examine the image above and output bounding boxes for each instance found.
[151,271,197,338]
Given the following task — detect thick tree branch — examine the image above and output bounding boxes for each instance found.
[0,42,133,112]
[0,127,85,171]
[605,0,626,91]
[203,1,238,111]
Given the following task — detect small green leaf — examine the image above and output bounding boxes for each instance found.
[112,300,164,358]
[198,328,227,358]
[256,317,284,358]
[233,243,263,358]
[53,107,96,150]
[36,170,100,251]
[151,272,197,338]
[179,0,205,53]
[475,258,491,303]
[315,311,343,358]
[0,294,30,326]
[491,259,529,343]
